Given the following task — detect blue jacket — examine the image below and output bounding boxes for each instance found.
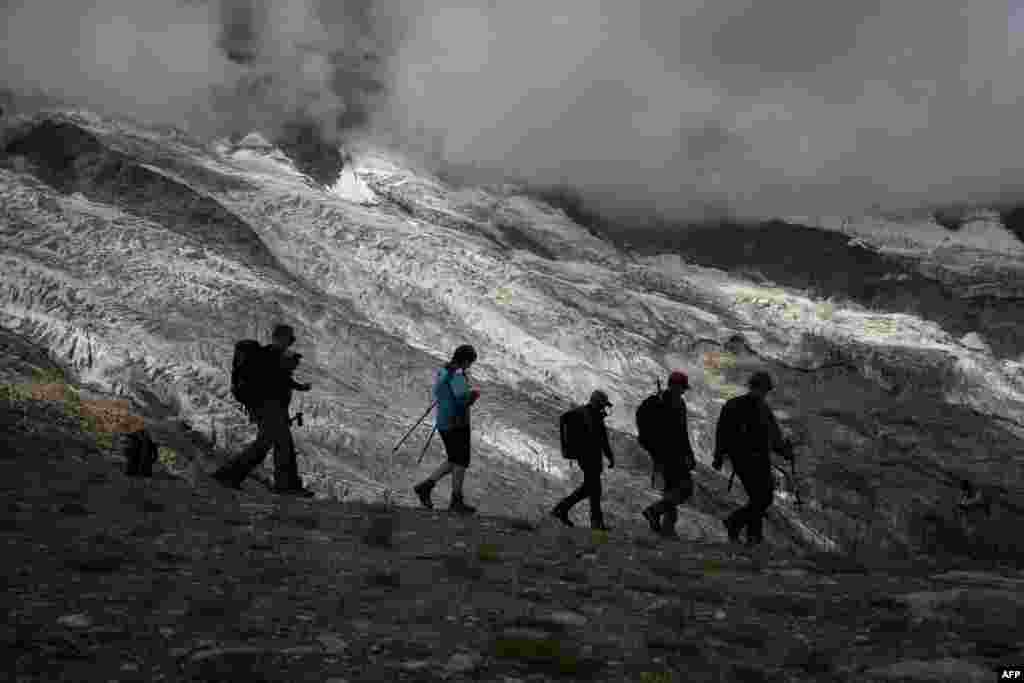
[434,366,472,431]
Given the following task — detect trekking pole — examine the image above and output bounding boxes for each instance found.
[790,451,803,509]
[727,469,735,492]
[392,400,437,453]
[417,425,437,464]
[769,460,802,508]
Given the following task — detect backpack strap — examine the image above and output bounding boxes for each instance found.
[577,404,594,433]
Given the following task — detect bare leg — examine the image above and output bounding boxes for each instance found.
[451,464,466,497]
[427,460,454,483]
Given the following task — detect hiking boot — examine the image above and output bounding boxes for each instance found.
[550,506,574,527]
[592,523,611,532]
[724,517,742,543]
[449,495,476,515]
[212,470,241,490]
[642,506,662,534]
[413,480,435,509]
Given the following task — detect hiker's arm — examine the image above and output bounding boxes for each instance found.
[288,376,312,391]
[600,423,614,468]
[559,413,568,457]
[680,405,696,469]
[767,410,792,460]
[712,404,730,469]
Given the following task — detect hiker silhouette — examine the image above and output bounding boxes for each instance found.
[713,371,793,546]
[551,390,615,531]
[414,345,480,515]
[640,371,697,539]
[214,324,313,496]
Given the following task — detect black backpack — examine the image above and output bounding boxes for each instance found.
[635,392,664,461]
[560,406,592,461]
[231,339,269,419]
[122,430,159,477]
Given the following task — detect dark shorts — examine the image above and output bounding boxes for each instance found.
[440,426,471,468]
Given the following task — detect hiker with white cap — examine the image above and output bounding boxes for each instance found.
[551,390,616,531]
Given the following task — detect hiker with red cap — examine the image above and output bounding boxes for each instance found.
[712,371,793,546]
[551,390,616,531]
[637,371,697,539]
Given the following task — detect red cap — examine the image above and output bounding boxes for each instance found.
[668,370,689,388]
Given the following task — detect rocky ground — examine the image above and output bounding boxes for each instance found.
[3,353,1023,683]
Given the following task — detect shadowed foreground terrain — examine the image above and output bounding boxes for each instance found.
[2,340,1022,683]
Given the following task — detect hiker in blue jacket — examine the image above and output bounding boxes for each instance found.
[414,345,480,514]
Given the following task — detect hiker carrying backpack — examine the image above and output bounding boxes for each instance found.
[215,324,314,496]
[560,404,593,462]
[122,429,159,477]
[551,390,615,531]
[635,386,665,465]
[638,371,696,538]
[231,339,270,422]
[712,371,792,546]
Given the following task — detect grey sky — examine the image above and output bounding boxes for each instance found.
[2,1,1022,221]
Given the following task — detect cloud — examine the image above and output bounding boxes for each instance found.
[375,1,1024,221]
[1,0,229,129]
[0,0,395,143]
[3,1,1023,222]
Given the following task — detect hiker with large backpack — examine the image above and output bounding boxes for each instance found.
[550,390,616,531]
[213,324,314,496]
[413,345,481,515]
[638,371,697,539]
[712,371,793,546]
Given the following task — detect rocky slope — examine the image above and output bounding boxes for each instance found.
[2,361,1021,682]
[1,109,1022,557]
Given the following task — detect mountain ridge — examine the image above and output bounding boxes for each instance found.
[1,109,1023,558]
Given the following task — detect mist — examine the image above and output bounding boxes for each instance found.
[3,1,1024,222]
[0,0,400,145]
